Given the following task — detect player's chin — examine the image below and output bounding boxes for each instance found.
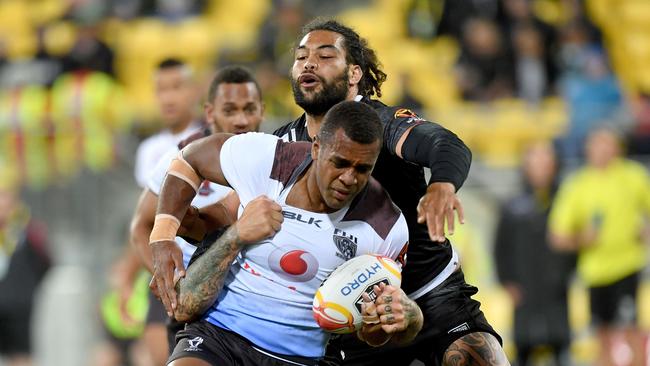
[301,85,322,95]
[325,196,348,211]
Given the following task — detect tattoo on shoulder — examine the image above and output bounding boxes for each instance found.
[442,332,509,366]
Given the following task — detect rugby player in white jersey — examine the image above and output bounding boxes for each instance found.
[109,57,202,365]
[151,101,422,365]
[126,65,264,362]
[134,58,202,187]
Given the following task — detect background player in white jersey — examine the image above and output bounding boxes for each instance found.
[134,58,202,187]
[117,65,264,365]
[151,101,421,365]
[107,57,202,366]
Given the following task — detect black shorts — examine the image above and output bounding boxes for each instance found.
[0,314,31,356]
[146,290,187,354]
[146,290,168,325]
[169,320,320,366]
[589,271,640,327]
[322,269,502,366]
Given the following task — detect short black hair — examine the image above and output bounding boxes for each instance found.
[157,58,186,70]
[207,65,262,102]
[298,18,387,98]
[318,101,383,147]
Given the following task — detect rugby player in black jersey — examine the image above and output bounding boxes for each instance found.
[275,19,508,366]
[150,18,509,366]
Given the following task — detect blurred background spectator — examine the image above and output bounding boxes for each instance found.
[0,0,648,365]
[549,128,650,366]
[455,17,514,102]
[494,141,575,366]
[0,169,50,366]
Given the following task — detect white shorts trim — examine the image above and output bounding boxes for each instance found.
[407,247,460,301]
[251,346,314,366]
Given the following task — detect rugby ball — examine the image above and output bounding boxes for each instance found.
[312,254,402,334]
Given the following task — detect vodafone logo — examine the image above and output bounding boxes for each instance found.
[268,246,319,282]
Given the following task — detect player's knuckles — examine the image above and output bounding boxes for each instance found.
[383,285,398,293]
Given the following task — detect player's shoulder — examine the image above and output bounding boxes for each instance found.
[273,121,293,137]
[342,178,402,240]
[178,128,211,149]
[136,132,163,150]
[362,97,425,124]
[273,115,306,141]
[136,130,170,155]
[269,139,312,186]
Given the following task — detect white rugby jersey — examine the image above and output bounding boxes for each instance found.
[148,146,232,267]
[134,121,201,187]
[204,133,409,359]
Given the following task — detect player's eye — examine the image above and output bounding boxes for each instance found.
[356,166,371,174]
[333,160,351,169]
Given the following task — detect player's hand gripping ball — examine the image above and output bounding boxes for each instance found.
[312,254,402,334]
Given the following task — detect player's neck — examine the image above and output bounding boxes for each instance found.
[286,166,334,213]
[304,113,324,140]
[169,116,194,135]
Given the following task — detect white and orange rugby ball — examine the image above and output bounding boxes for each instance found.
[312,254,402,334]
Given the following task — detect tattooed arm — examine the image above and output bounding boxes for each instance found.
[174,225,242,322]
[173,195,284,322]
[443,332,510,366]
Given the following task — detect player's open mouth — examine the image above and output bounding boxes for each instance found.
[298,73,320,88]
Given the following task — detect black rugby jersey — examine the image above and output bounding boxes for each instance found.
[273,97,470,294]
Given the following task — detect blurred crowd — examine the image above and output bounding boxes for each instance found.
[0,0,649,188]
[1,0,649,366]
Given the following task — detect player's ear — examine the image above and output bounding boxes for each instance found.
[203,102,214,124]
[311,136,320,160]
[348,64,362,86]
[259,101,265,116]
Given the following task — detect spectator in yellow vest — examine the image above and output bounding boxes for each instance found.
[549,128,650,366]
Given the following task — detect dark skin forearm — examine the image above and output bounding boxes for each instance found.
[129,189,158,273]
[174,225,244,322]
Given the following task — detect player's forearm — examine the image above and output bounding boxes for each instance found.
[390,297,424,345]
[130,219,154,272]
[401,123,472,191]
[157,174,196,221]
[114,245,143,283]
[174,225,244,322]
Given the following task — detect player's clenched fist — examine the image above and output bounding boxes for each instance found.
[149,240,185,316]
[358,289,392,347]
[374,284,412,333]
[236,195,283,244]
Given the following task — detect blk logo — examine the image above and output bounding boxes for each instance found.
[283,210,322,228]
